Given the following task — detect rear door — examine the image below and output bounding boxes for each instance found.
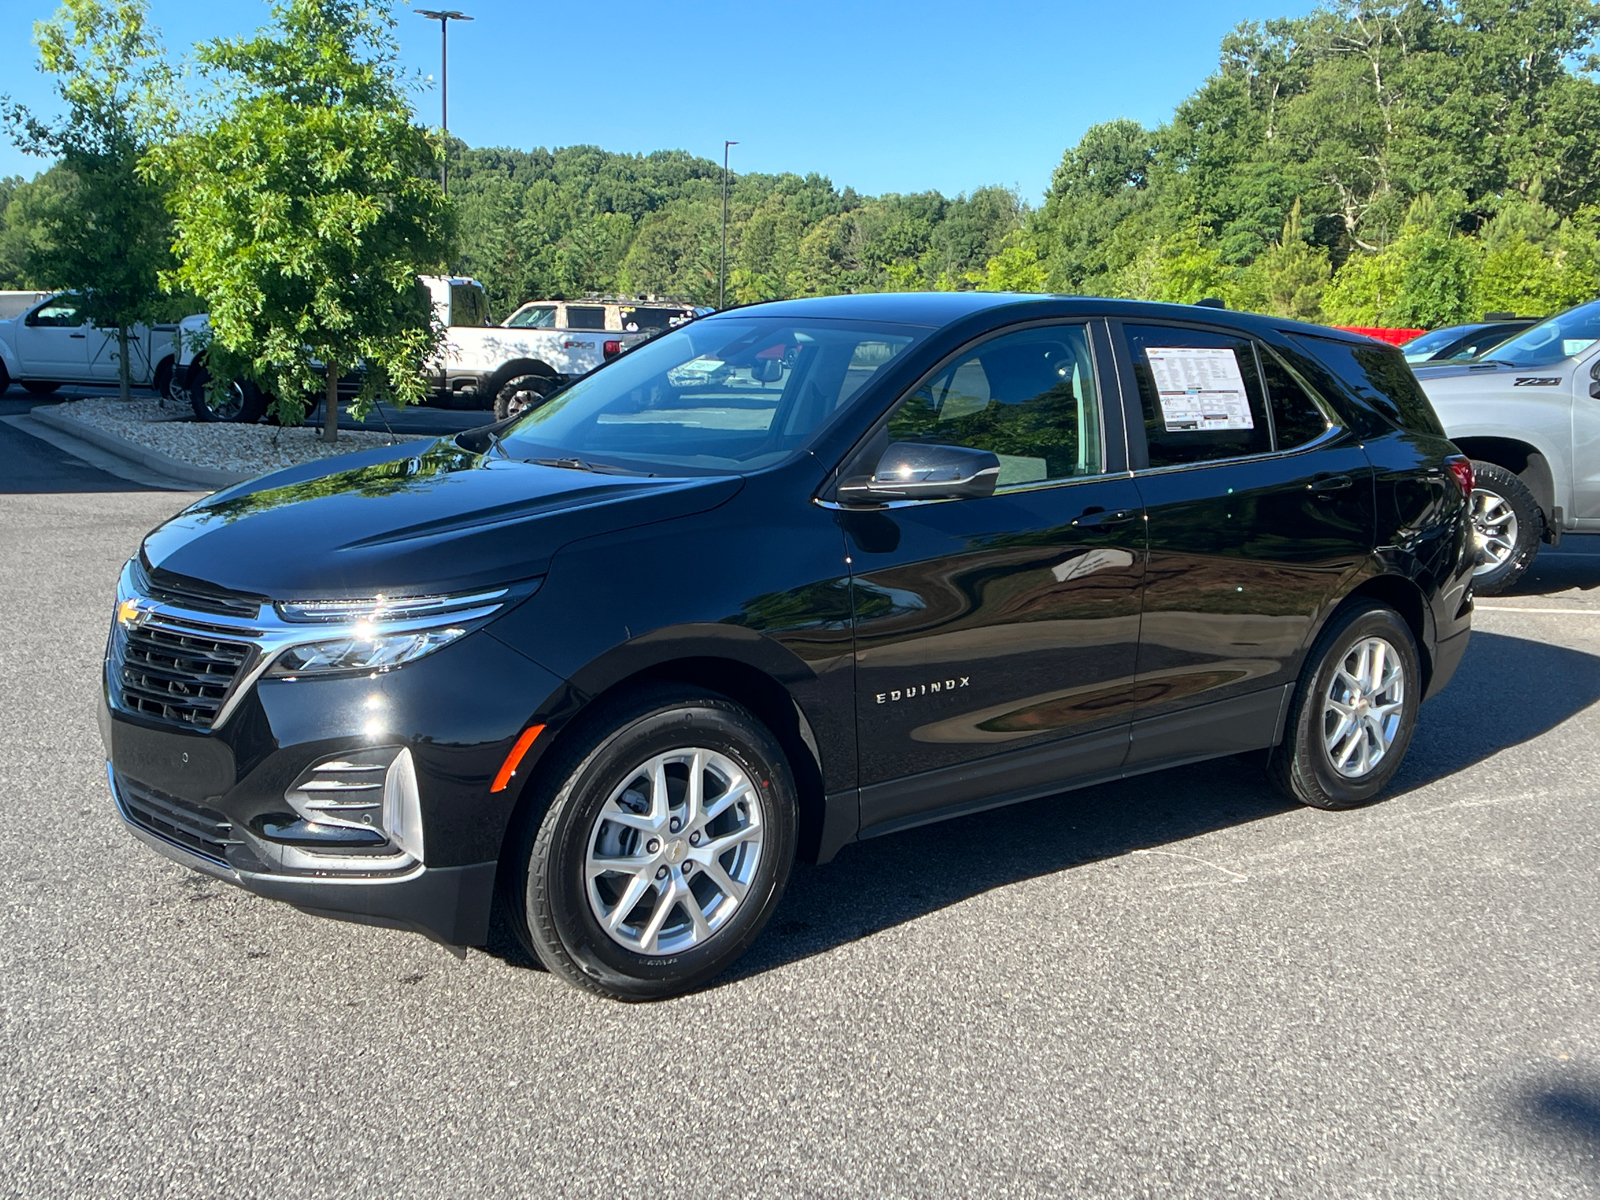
[845,320,1147,837]
[1113,320,1375,766]
[18,295,90,380]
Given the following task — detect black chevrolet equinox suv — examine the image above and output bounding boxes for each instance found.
[102,294,1475,999]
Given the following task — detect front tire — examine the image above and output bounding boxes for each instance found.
[1270,602,1421,810]
[502,687,798,1001]
[188,367,266,423]
[1468,460,1542,595]
[21,380,60,396]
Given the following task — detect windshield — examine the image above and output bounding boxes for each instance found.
[505,304,557,329]
[1484,300,1600,368]
[1402,326,1478,363]
[495,317,927,474]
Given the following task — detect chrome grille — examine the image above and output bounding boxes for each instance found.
[117,773,238,864]
[113,616,253,729]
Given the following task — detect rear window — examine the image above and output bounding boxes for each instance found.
[1287,334,1445,437]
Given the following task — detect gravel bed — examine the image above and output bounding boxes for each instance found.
[52,395,424,474]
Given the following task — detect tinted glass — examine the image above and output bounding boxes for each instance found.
[1258,346,1333,449]
[1125,324,1271,466]
[1484,299,1600,367]
[885,324,1102,485]
[1288,334,1445,436]
[497,317,925,474]
[449,284,491,327]
[506,305,557,329]
[567,305,606,331]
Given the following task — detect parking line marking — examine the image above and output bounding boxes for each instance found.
[1476,605,1600,615]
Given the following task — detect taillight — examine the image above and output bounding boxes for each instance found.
[1444,455,1474,497]
[603,340,622,359]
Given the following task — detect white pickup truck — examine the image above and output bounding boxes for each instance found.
[178,275,661,422]
[1414,299,1600,592]
[0,291,182,398]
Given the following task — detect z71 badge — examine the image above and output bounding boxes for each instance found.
[876,677,970,704]
[1513,376,1562,386]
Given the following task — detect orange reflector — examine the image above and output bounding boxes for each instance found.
[490,724,545,793]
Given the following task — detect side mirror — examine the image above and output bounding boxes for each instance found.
[1590,359,1600,399]
[838,442,1001,505]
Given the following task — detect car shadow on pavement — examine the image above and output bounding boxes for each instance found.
[1510,1069,1600,1186]
[479,629,1600,991]
[724,628,1600,989]
[1502,538,1600,596]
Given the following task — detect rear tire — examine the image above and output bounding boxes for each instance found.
[22,380,60,396]
[1270,601,1421,810]
[0,360,10,396]
[1468,460,1542,595]
[501,686,798,1001]
[494,372,556,421]
[152,357,175,402]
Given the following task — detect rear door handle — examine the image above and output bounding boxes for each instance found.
[69,332,86,339]
[1072,506,1136,528]
[1311,474,1353,496]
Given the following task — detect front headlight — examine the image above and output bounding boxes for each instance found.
[266,626,469,677]
[262,584,535,679]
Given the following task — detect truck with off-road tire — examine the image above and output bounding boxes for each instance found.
[176,276,670,423]
[1414,298,1600,593]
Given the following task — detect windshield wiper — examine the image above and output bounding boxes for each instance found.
[533,456,655,477]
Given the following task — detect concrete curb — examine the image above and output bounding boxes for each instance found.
[29,406,254,489]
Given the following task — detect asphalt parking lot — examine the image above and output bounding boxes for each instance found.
[3,418,1598,1199]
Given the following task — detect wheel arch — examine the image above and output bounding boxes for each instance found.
[486,358,558,397]
[495,648,832,876]
[1452,436,1557,518]
[1324,573,1434,692]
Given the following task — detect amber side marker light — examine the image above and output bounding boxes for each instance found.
[491,725,546,793]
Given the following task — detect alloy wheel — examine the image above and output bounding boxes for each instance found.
[1322,636,1406,778]
[1470,487,1519,576]
[583,747,764,956]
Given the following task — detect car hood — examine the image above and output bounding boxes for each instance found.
[141,437,744,600]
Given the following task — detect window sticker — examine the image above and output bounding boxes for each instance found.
[1145,346,1255,431]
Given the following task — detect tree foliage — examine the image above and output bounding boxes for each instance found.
[153,0,450,435]
[2,0,176,400]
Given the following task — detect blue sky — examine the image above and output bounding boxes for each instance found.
[1,0,1316,202]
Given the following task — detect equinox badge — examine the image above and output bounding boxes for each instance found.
[877,677,971,704]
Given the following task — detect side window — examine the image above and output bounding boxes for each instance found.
[885,324,1102,485]
[1258,346,1333,450]
[567,305,606,331]
[1287,334,1446,437]
[1124,324,1271,467]
[28,297,84,328]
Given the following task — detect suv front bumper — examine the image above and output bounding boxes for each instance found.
[109,764,497,943]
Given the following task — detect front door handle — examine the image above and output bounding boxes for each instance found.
[1072,506,1136,528]
[1311,474,1353,497]
[69,332,86,339]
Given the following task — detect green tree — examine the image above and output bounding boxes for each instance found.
[154,0,450,440]
[1237,199,1330,319]
[3,0,175,401]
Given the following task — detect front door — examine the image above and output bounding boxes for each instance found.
[1572,353,1600,524]
[844,320,1146,837]
[18,295,90,380]
[1114,321,1376,766]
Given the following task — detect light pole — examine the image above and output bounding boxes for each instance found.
[417,9,473,194]
[719,140,738,309]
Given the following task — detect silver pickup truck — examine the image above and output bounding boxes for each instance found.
[0,292,182,398]
[1415,299,1600,592]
